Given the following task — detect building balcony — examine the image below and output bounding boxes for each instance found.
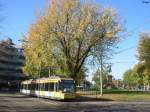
[0,54,25,64]
[0,48,25,59]
[0,71,25,78]
[0,58,25,66]
[0,44,17,55]
[0,63,23,71]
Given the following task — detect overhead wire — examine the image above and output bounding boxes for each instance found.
[113,19,150,55]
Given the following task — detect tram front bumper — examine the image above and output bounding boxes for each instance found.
[63,93,76,99]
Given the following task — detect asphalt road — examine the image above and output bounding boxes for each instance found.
[0,92,150,112]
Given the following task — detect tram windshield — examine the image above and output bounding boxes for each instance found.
[60,80,75,93]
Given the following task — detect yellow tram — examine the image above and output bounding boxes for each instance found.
[20,76,76,100]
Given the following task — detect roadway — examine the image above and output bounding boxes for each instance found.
[0,92,150,112]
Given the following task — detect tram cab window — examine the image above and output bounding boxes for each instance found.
[60,80,75,93]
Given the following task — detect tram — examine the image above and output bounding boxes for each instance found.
[20,76,76,100]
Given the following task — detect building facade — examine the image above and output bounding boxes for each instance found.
[0,38,25,90]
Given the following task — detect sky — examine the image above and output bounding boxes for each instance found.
[0,0,150,80]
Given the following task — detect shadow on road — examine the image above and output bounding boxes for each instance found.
[0,90,31,98]
[68,95,113,102]
[0,90,113,102]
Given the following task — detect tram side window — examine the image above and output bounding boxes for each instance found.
[24,84,27,90]
[31,84,35,90]
[24,84,26,89]
[55,83,59,91]
[33,84,36,90]
[22,84,24,89]
[35,83,39,90]
[40,83,45,91]
[30,84,33,90]
[27,84,29,90]
[28,84,31,90]
[48,83,54,91]
[35,84,39,90]
[45,83,48,91]
[21,84,23,89]
[30,84,32,90]
[38,83,41,91]
[21,84,24,89]
[26,84,29,90]
[37,83,41,90]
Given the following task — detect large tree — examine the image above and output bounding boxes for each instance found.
[23,0,123,82]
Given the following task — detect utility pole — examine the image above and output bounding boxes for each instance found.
[38,64,41,100]
[100,54,103,96]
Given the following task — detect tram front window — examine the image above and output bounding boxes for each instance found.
[60,80,75,93]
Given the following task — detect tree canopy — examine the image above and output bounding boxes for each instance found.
[123,63,148,89]
[123,32,150,89]
[23,0,124,82]
[138,32,150,83]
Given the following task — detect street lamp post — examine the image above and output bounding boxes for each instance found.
[49,67,51,77]
[48,66,56,77]
[99,40,103,97]
[37,52,42,99]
